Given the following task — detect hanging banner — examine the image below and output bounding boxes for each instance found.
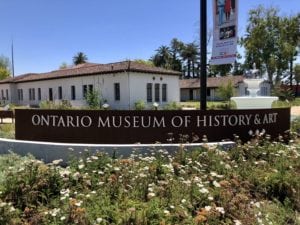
[211,0,238,65]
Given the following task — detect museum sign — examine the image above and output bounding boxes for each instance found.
[15,108,290,144]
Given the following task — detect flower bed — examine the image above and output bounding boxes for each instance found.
[0,137,299,224]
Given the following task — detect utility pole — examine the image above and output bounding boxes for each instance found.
[200,0,207,110]
[11,39,15,78]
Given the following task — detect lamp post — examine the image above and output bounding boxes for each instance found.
[200,0,207,110]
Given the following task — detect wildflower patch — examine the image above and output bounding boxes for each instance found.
[15,108,290,144]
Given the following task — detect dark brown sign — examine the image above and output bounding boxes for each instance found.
[15,108,290,144]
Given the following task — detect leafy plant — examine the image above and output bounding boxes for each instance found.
[85,90,101,109]
[134,100,146,110]
[216,81,236,109]
[163,101,181,110]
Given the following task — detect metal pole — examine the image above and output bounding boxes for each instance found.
[200,0,207,110]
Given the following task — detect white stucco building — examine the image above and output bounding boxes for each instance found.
[0,61,181,109]
[180,76,271,101]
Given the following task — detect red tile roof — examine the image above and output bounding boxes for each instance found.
[179,75,244,89]
[0,61,181,84]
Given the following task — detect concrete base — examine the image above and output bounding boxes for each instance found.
[0,138,235,165]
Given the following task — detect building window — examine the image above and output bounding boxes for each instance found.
[162,84,167,102]
[18,89,23,101]
[147,83,152,102]
[155,83,160,102]
[88,84,93,92]
[82,85,87,98]
[58,86,63,100]
[207,88,211,97]
[49,88,53,101]
[114,83,120,101]
[32,88,35,100]
[38,88,41,100]
[1,90,3,100]
[6,89,9,100]
[29,88,35,101]
[71,86,76,100]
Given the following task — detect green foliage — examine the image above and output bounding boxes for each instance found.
[241,6,299,85]
[0,55,11,80]
[209,64,232,76]
[0,124,15,139]
[216,81,236,108]
[39,100,72,109]
[0,136,298,224]
[133,59,154,67]
[73,52,88,65]
[85,90,101,109]
[272,85,295,101]
[163,101,181,110]
[134,100,146,110]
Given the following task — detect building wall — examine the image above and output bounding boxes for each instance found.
[0,72,180,109]
[129,73,180,109]
[0,83,12,105]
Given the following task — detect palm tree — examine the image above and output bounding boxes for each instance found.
[151,45,172,69]
[170,38,184,71]
[73,52,88,65]
[181,43,198,78]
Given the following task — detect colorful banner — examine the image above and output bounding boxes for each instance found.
[211,0,238,65]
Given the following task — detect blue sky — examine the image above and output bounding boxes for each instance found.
[0,0,299,75]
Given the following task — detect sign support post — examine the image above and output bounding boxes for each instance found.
[200,0,207,110]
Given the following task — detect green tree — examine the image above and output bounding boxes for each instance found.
[73,52,88,65]
[209,64,232,76]
[280,14,300,87]
[0,55,11,80]
[170,38,184,71]
[180,42,199,78]
[59,62,68,69]
[294,64,300,97]
[133,59,154,67]
[151,45,172,69]
[241,6,281,86]
[216,81,236,109]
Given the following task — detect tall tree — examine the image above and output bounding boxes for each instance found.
[73,52,88,65]
[170,38,184,71]
[209,64,232,76]
[151,45,172,69]
[241,6,281,86]
[180,42,199,78]
[280,14,300,87]
[0,55,11,80]
[294,64,300,97]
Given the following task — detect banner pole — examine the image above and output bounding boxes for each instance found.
[200,0,207,110]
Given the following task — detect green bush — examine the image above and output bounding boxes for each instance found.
[134,100,146,110]
[39,100,72,109]
[85,90,101,109]
[272,86,295,101]
[163,101,181,110]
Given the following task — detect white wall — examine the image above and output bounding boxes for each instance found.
[3,72,180,109]
[129,73,180,109]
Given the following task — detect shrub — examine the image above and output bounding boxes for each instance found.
[163,101,181,110]
[39,100,72,109]
[134,100,145,110]
[272,85,295,101]
[85,90,101,109]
